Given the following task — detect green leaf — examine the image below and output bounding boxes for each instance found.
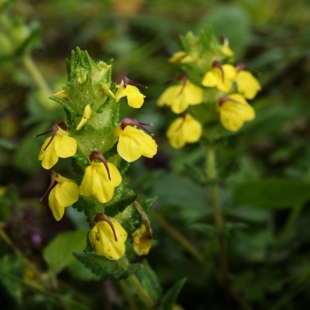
[73,251,142,281]
[105,186,137,217]
[140,196,158,213]
[161,278,187,310]
[201,4,250,58]
[233,179,310,209]
[0,138,16,150]
[43,229,88,274]
[13,136,41,174]
[0,254,24,305]
[135,261,162,302]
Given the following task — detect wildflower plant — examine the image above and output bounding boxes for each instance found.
[158,27,261,146]
[157,26,261,303]
[34,48,184,309]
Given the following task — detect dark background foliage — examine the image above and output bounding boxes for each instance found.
[1,0,310,309]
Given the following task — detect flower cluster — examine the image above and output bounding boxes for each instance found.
[157,28,261,148]
[37,49,156,260]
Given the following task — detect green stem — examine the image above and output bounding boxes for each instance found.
[119,257,154,309]
[22,54,52,95]
[119,280,139,310]
[150,209,205,264]
[280,203,303,242]
[206,146,230,289]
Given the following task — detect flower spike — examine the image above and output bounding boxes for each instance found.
[89,151,111,180]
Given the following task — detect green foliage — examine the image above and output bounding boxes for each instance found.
[233,179,310,209]
[73,251,142,281]
[161,278,187,310]
[1,0,310,309]
[43,229,88,275]
[135,261,163,302]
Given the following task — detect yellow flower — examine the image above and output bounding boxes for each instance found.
[115,77,146,108]
[38,124,77,170]
[168,51,196,64]
[79,154,122,203]
[167,113,202,148]
[132,224,152,256]
[168,51,188,64]
[47,173,79,221]
[76,104,92,131]
[115,118,157,163]
[89,215,127,260]
[157,79,203,114]
[201,63,236,92]
[234,70,261,100]
[217,37,234,57]
[217,94,255,132]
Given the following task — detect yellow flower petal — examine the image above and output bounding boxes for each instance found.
[54,135,77,158]
[48,188,65,221]
[115,84,145,108]
[132,224,151,256]
[79,162,122,203]
[202,64,236,92]
[48,175,79,221]
[39,138,59,170]
[117,126,157,162]
[76,104,92,131]
[168,51,187,64]
[89,219,127,260]
[38,126,77,170]
[218,94,255,131]
[167,114,202,149]
[234,71,261,100]
[124,85,145,108]
[157,82,203,114]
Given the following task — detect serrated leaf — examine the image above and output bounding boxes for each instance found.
[43,229,88,274]
[161,278,187,310]
[73,251,142,281]
[105,186,137,217]
[233,179,310,209]
[140,196,157,213]
[136,261,162,302]
[0,138,16,150]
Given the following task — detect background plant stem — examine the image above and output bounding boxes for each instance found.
[22,53,52,95]
[150,209,205,264]
[206,145,230,289]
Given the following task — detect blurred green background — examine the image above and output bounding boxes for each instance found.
[1,0,310,309]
